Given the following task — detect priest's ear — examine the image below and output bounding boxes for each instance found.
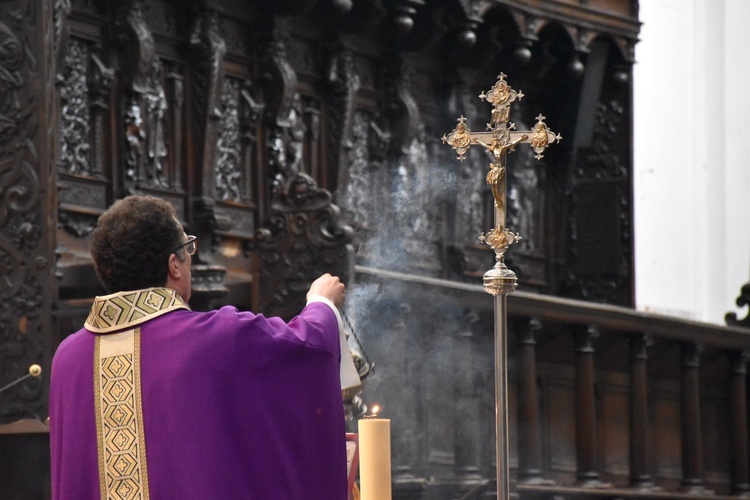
[167,253,182,280]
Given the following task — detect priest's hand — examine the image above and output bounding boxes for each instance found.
[308,273,346,309]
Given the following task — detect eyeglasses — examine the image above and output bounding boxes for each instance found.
[175,235,197,256]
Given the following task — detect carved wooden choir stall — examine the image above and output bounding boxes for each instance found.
[2,0,750,498]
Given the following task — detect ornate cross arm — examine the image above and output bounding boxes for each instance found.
[442,114,561,162]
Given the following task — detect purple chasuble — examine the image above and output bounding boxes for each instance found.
[50,292,348,499]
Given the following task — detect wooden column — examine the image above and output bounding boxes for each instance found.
[628,334,657,490]
[680,342,710,494]
[453,310,483,489]
[517,318,553,485]
[389,303,427,500]
[729,350,750,496]
[574,326,609,487]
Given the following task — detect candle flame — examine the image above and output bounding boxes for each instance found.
[370,404,380,417]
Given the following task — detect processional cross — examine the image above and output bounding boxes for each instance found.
[442,73,561,499]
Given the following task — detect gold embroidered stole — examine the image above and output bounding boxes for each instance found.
[95,328,149,500]
[87,288,189,500]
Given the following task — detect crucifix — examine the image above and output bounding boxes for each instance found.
[442,73,561,499]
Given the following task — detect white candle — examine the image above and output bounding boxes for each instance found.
[358,418,392,500]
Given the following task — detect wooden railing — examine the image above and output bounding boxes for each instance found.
[509,291,750,499]
[353,267,750,500]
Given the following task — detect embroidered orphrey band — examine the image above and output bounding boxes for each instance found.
[86,288,188,334]
[95,328,150,500]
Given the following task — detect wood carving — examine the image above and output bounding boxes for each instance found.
[256,27,352,317]
[325,43,360,193]
[726,283,750,328]
[0,0,54,424]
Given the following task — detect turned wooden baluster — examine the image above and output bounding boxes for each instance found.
[574,325,609,488]
[628,334,658,490]
[680,342,711,494]
[516,318,553,485]
[454,310,483,488]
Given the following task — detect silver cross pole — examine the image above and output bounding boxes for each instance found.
[442,73,561,499]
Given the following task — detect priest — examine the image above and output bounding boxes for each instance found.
[49,194,359,499]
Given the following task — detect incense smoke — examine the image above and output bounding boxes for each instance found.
[337,111,497,473]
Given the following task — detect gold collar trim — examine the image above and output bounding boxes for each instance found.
[85,288,190,334]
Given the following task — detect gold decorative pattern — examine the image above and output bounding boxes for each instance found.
[95,328,149,500]
[86,288,189,333]
[442,73,561,259]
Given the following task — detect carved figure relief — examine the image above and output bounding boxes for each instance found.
[507,113,543,253]
[143,59,168,188]
[124,95,145,185]
[448,82,486,244]
[268,93,306,192]
[406,127,442,271]
[122,57,171,190]
[340,110,378,230]
[57,35,112,235]
[508,153,541,252]
[217,77,243,202]
[406,129,432,240]
[455,148,487,243]
[237,83,263,201]
[59,39,92,175]
[214,76,262,208]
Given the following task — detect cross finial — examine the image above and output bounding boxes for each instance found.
[442,72,562,255]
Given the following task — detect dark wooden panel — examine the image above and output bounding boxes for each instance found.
[600,372,630,479]
[573,182,622,276]
[653,380,682,485]
[542,365,577,475]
